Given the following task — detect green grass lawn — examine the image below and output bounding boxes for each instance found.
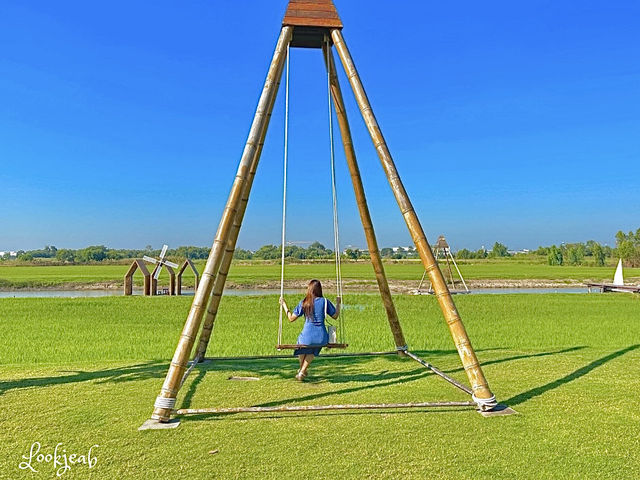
[1,260,637,289]
[1,293,639,478]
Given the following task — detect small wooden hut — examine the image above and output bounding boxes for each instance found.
[124,259,151,296]
[177,259,200,295]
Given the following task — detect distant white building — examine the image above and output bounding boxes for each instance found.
[0,251,17,257]
[392,246,413,253]
[342,246,369,254]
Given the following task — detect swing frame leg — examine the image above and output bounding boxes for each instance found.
[147,26,293,424]
[193,60,279,363]
[331,28,498,410]
[322,42,407,352]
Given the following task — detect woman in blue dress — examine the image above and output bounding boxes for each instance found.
[279,279,341,381]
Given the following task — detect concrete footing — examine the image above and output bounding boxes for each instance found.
[138,419,181,431]
[479,404,518,417]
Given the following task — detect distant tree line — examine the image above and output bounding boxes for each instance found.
[6,245,211,264]
[537,241,611,266]
[614,229,640,267]
[456,240,615,266]
[234,242,336,260]
[5,241,409,263]
[4,242,339,264]
[4,229,637,266]
[455,242,510,260]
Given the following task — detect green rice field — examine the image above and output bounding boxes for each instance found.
[1,260,637,289]
[1,293,639,478]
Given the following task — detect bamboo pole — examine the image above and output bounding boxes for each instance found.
[193,103,274,361]
[175,401,475,416]
[322,42,407,350]
[194,38,296,363]
[151,26,293,422]
[330,29,496,409]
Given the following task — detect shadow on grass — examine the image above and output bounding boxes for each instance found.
[180,368,208,410]
[0,361,167,396]
[178,352,460,418]
[179,368,442,424]
[442,346,588,375]
[179,345,628,422]
[504,344,639,407]
[177,347,514,412]
[196,347,503,379]
[196,353,436,382]
[0,351,448,399]
[253,368,430,408]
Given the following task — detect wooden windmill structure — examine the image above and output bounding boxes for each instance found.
[143,245,179,295]
[142,0,512,429]
[416,235,470,295]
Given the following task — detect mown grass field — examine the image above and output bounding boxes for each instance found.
[1,293,639,478]
[1,260,638,289]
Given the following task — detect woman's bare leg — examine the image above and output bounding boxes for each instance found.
[298,354,304,369]
[300,354,314,375]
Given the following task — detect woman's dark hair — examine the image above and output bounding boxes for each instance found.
[302,279,323,318]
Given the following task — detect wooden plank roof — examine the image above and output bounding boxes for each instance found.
[435,235,450,249]
[282,0,343,29]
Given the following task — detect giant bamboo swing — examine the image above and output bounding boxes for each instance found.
[142,0,514,429]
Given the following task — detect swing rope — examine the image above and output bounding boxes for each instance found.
[325,36,345,344]
[276,39,346,348]
[277,45,290,347]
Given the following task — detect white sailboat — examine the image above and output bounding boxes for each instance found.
[612,259,624,286]
[586,258,639,294]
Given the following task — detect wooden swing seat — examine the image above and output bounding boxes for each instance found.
[276,343,349,350]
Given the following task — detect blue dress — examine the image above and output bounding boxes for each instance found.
[292,297,336,356]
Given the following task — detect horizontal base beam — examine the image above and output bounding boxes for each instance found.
[175,401,475,416]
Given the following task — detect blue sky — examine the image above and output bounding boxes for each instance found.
[1,1,638,252]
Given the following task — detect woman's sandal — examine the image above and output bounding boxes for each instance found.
[295,370,307,382]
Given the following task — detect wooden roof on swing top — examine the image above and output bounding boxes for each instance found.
[282,0,343,48]
[435,235,450,250]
